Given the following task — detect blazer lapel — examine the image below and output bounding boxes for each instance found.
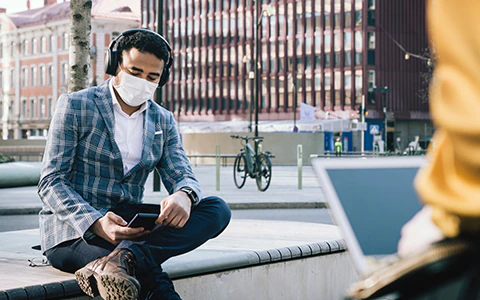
[94,80,122,161]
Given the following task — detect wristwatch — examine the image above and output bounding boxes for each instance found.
[179,186,199,206]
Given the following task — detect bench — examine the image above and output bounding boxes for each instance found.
[0,220,357,300]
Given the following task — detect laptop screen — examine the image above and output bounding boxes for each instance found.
[327,167,423,256]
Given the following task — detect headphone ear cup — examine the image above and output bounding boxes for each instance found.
[159,66,170,87]
[105,49,118,76]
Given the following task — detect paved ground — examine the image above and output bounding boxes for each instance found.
[0,165,326,215]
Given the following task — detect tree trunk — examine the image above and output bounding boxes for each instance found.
[68,0,92,93]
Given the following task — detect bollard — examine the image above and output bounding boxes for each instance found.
[297,144,303,190]
[216,144,220,191]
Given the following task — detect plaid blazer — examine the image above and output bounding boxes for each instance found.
[38,80,201,252]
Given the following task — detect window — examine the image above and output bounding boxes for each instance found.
[368,10,375,26]
[22,68,28,88]
[23,40,28,55]
[10,69,14,89]
[368,50,375,65]
[30,98,35,119]
[63,33,69,49]
[22,100,27,118]
[47,65,53,86]
[10,42,14,57]
[32,38,37,54]
[344,32,352,51]
[368,70,375,88]
[345,51,352,66]
[48,97,53,117]
[368,31,375,49]
[355,12,362,27]
[0,71,2,89]
[344,12,351,28]
[368,0,375,9]
[39,98,45,118]
[61,62,68,84]
[0,43,3,59]
[324,34,331,52]
[49,36,54,52]
[39,65,45,86]
[41,37,46,53]
[324,53,331,68]
[344,71,352,90]
[30,66,37,87]
[334,32,341,52]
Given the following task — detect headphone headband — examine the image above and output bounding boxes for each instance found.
[105,28,173,87]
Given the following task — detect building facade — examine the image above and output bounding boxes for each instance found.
[141,0,432,151]
[0,0,139,140]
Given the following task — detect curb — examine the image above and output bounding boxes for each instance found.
[228,202,327,210]
[0,202,327,216]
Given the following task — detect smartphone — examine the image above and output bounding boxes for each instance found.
[127,213,159,231]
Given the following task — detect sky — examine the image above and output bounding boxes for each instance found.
[1,0,45,14]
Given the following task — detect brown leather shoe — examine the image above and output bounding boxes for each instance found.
[75,249,140,300]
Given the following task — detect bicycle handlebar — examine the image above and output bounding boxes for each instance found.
[230,135,264,142]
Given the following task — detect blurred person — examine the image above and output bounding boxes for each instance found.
[335,137,343,157]
[398,0,480,257]
[38,28,231,300]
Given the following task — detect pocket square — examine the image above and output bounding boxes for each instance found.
[155,130,163,135]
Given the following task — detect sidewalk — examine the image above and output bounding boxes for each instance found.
[0,165,326,215]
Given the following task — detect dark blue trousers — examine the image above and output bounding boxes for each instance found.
[45,196,231,299]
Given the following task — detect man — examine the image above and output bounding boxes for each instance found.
[334,137,342,157]
[38,28,231,300]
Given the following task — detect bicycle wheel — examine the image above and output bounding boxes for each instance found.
[255,153,272,191]
[233,153,247,189]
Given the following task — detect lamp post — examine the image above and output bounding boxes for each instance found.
[288,72,300,132]
[253,3,273,149]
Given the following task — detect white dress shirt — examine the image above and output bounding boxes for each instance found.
[109,80,147,174]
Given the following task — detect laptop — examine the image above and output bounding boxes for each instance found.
[312,157,426,277]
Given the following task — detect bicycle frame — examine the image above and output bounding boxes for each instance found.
[243,141,256,175]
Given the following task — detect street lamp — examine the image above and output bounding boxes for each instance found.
[288,71,302,132]
[253,3,274,146]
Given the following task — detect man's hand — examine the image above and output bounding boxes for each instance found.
[91,211,150,245]
[156,191,191,228]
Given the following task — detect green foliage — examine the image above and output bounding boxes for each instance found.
[0,155,15,164]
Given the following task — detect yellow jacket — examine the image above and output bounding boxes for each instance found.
[415,0,480,237]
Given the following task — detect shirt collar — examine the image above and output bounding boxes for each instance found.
[108,78,148,116]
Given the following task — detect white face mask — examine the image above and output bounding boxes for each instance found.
[114,70,158,107]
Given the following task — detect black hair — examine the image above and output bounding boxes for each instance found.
[116,30,169,65]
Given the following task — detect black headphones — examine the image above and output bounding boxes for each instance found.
[105,28,173,87]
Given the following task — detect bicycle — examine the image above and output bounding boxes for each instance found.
[230,135,273,192]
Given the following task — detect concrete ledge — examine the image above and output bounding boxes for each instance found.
[0,162,41,188]
[0,220,355,299]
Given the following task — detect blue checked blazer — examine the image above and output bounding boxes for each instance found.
[38,80,201,252]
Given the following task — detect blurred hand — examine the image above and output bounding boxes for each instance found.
[91,211,150,245]
[156,191,191,228]
[398,206,444,257]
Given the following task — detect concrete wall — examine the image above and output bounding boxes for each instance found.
[181,132,325,165]
[0,132,325,165]
[174,252,358,300]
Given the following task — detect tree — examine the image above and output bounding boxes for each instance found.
[417,47,436,103]
[68,0,92,93]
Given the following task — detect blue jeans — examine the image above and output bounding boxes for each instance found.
[46,196,231,299]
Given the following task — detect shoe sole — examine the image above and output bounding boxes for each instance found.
[97,274,139,300]
[75,268,99,298]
